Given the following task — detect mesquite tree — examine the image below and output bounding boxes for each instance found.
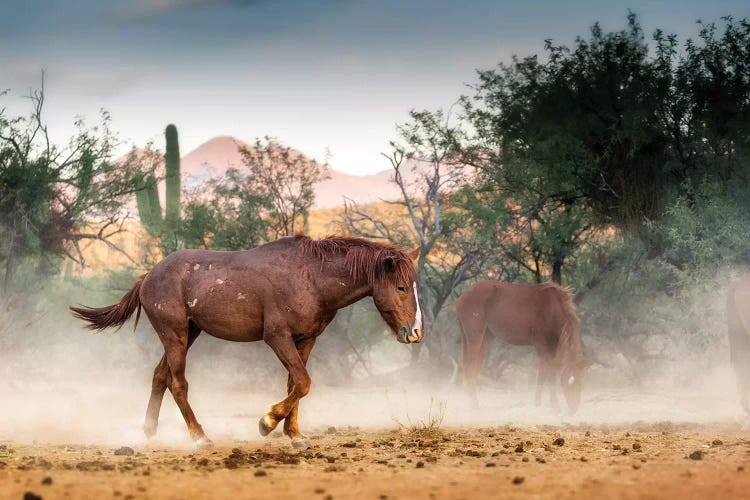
[341,110,484,358]
[0,82,144,294]
[238,137,330,238]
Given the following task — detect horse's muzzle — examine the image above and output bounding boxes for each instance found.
[398,324,423,344]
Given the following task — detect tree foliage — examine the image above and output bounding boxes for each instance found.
[459,14,750,285]
[180,168,271,251]
[238,138,330,238]
[0,82,143,293]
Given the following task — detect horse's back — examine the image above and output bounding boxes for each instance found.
[459,280,574,346]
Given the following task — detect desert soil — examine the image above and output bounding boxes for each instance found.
[2,424,750,500]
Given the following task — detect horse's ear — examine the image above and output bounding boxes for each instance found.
[406,246,420,263]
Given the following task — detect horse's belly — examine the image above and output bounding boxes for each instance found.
[188,298,265,342]
[486,315,535,346]
[203,326,264,342]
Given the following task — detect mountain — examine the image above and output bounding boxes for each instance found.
[181,136,406,208]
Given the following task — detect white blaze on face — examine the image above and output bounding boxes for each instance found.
[412,282,422,333]
[568,375,576,385]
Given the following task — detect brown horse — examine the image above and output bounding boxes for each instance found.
[455,280,586,413]
[70,235,424,448]
[727,273,750,414]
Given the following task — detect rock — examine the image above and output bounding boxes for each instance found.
[514,445,524,453]
[512,476,525,485]
[712,439,723,446]
[254,470,267,477]
[536,457,546,464]
[633,443,641,450]
[553,438,565,447]
[327,427,337,434]
[689,450,704,460]
[114,447,135,456]
[24,493,42,500]
[342,442,357,448]
[41,477,53,485]
[485,462,496,467]
[416,461,425,468]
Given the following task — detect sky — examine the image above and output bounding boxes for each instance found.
[1,0,748,175]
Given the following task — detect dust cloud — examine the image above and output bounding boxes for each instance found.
[1,277,747,449]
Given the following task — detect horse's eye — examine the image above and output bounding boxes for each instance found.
[397,286,406,292]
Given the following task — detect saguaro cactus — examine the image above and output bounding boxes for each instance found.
[134,124,181,256]
[162,124,182,254]
[164,124,181,232]
[134,172,162,233]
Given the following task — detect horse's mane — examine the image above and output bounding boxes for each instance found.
[294,234,416,286]
[546,283,584,372]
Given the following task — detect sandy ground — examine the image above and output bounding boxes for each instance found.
[3,423,750,500]
[3,358,750,499]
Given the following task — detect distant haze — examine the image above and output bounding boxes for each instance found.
[181,136,409,208]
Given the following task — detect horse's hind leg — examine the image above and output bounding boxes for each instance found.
[157,324,211,448]
[458,311,487,408]
[283,336,317,448]
[144,324,201,440]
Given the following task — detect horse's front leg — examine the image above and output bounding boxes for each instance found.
[259,331,312,440]
[534,358,546,407]
[283,336,317,447]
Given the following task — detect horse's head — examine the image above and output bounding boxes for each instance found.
[560,358,590,414]
[372,247,424,344]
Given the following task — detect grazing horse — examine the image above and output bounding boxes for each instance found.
[455,280,586,413]
[727,273,750,414]
[70,235,424,448]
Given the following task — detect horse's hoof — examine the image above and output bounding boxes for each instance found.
[259,414,277,437]
[196,437,214,450]
[143,423,157,439]
[291,437,311,449]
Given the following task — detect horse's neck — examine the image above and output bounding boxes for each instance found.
[315,255,372,311]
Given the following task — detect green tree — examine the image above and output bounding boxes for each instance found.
[238,137,330,238]
[0,82,143,294]
[180,168,271,251]
[341,110,484,358]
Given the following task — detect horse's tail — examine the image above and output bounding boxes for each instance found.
[70,274,146,332]
[552,285,582,374]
